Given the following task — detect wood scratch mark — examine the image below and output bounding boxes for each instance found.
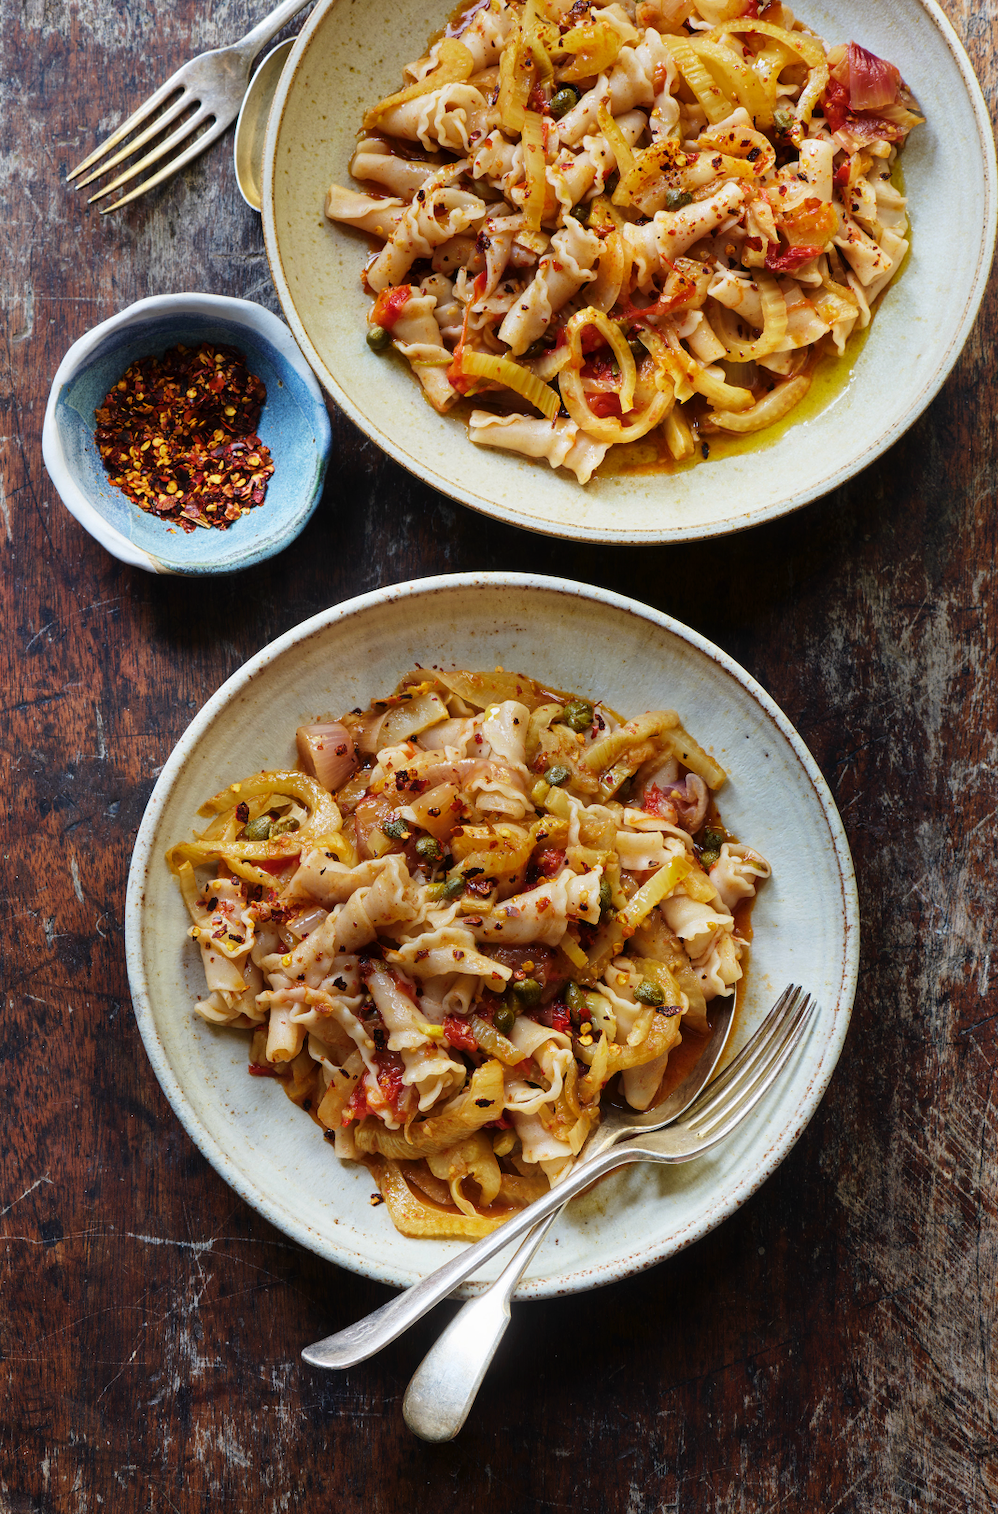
[0,1174,52,1216]
[95,704,107,761]
[70,853,84,903]
[25,619,54,651]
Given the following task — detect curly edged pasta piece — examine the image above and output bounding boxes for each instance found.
[169,668,771,1240]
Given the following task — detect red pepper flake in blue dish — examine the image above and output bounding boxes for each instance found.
[94,342,275,532]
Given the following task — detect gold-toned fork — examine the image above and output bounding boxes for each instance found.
[302,985,816,1379]
[66,0,309,213]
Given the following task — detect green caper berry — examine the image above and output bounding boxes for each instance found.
[270,816,300,837]
[598,878,613,918]
[664,188,693,211]
[494,1002,517,1037]
[569,202,590,226]
[702,827,725,851]
[560,698,594,732]
[442,875,465,899]
[773,108,795,132]
[382,815,410,841]
[242,815,273,841]
[514,977,542,1007]
[545,764,571,786]
[634,979,665,1007]
[565,982,585,1014]
[549,86,581,120]
[628,338,646,365]
[415,835,443,863]
[366,324,391,352]
[699,849,721,870]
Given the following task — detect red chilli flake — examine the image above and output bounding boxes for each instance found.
[93,342,275,533]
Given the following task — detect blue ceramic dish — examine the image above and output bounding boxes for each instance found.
[42,293,331,575]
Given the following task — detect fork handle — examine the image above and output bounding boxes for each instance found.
[233,0,314,61]
[301,1143,652,1371]
[402,1210,559,1441]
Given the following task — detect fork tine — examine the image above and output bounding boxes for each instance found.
[691,992,812,1131]
[682,985,803,1119]
[66,68,192,182]
[98,116,232,213]
[87,104,214,204]
[690,996,815,1143]
[74,90,194,190]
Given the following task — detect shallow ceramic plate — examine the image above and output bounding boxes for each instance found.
[125,574,859,1297]
[261,0,996,544]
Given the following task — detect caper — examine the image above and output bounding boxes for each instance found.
[634,978,665,1007]
[565,982,586,1015]
[569,201,590,226]
[513,976,542,1007]
[549,86,581,120]
[415,835,443,864]
[628,337,646,366]
[560,698,594,732]
[270,817,300,838]
[598,877,613,918]
[366,324,391,352]
[242,815,273,841]
[664,188,693,211]
[426,875,465,902]
[494,1002,517,1037]
[545,764,571,786]
[382,815,410,841]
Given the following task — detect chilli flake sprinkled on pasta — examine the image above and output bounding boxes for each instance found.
[324,0,922,482]
[167,669,771,1240]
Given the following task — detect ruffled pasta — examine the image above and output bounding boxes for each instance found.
[169,667,770,1240]
[325,1,921,481]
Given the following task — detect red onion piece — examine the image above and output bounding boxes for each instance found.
[847,42,900,113]
[296,722,357,792]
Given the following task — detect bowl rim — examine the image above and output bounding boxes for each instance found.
[261,0,998,545]
[124,570,861,1297]
[41,291,332,576]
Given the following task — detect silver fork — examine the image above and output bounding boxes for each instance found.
[66,0,310,213]
[302,985,815,1376]
[403,989,738,1440]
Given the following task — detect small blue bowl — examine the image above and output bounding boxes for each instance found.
[42,293,332,575]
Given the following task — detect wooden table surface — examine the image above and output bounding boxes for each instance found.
[3,1,996,1508]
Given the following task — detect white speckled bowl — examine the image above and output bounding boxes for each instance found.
[124,574,859,1297]
[261,0,996,543]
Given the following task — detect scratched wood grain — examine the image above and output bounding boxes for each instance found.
[1,0,997,1507]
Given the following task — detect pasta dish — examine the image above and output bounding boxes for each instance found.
[324,0,921,483]
[167,668,770,1239]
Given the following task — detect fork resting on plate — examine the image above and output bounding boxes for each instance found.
[302,985,816,1379]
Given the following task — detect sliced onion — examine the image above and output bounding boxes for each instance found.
[847,42,900,112]
[712,271,788,361]
[364,38,474,129]
[596,99,636,180]
[296,723,357,792]
[559,22,622,83]
[663,36,732,125]
[460,349,560,418]
[521,109,547,232]
[588,229,627,314]
[706,373,810,432]
[691,39,771,125]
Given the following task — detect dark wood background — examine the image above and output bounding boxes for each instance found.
[2,0,996,1507]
